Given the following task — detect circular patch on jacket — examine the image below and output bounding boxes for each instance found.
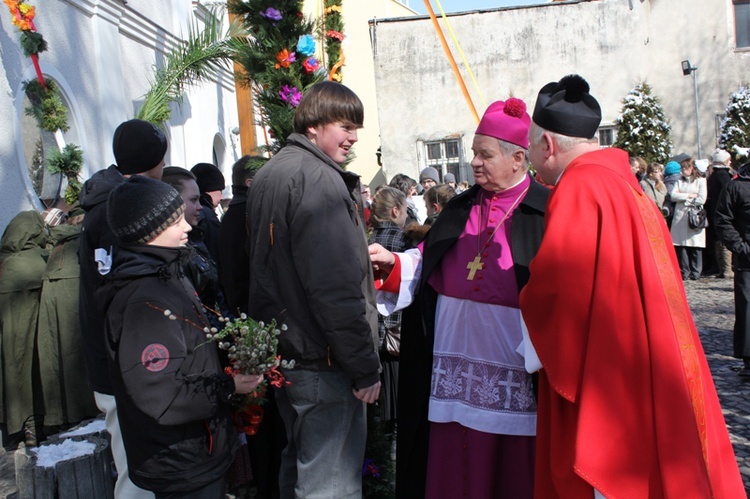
[141,344,169,372]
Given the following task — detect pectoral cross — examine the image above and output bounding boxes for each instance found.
[466,255,484,280]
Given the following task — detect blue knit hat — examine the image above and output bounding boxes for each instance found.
[664,161,681,176]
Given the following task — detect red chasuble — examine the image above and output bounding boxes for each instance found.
[519,148,744,498]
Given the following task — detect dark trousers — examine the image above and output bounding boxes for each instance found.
[734,272,750,361]
[154,480,224,499]
[677,246,702,279]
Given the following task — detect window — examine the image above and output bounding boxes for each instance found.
[598,126,617,147]
[735,1,750,48]
[423,137,465,182]
[19,76,81,205]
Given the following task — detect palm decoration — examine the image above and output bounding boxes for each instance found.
[135,9,247,125]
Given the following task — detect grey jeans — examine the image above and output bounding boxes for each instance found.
[275,369,366,499]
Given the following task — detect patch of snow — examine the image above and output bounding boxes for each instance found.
[31,439,97,468]
[60,419,106,438]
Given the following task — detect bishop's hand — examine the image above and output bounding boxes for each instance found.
[368,243,396,274]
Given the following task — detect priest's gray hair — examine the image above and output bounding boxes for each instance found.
[529,122,596,153]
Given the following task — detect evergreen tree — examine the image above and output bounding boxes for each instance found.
[719,86,750,166]
[613,82,672,164]
[229,0,345,154]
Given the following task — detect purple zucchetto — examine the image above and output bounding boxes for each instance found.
[475,97,531,149]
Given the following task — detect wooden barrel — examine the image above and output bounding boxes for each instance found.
[14,435,114,499]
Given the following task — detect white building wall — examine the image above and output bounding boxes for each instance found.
[371,0,750,184]
[0,0,240,232]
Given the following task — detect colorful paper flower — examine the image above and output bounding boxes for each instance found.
[18,2,33,17]
[326,30,345,41]
[302,57,320,74]
[296,35,316,57]
[362,458,381,479]
[259,7,282,22]
[279,85,302,107]
[274,48,296,69]
[5,0,36,31]
[13,16,31,30]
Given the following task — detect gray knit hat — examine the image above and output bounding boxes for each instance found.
[107,176,185,244]
[419,166,440,184]
[712,149,731,165]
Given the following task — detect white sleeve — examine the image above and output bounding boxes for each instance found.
[375,247,423,316]
[518,316,543,373]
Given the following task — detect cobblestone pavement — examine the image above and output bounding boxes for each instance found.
[1,277,749,498]
[683,276,750,496]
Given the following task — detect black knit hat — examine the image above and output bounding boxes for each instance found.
[191,163,225,193]
[107,176,185,244]
[112,119,168,174]
[532,74,602,139]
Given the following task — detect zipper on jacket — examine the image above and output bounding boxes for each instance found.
[269,220,274,246]
[204,420,214,455]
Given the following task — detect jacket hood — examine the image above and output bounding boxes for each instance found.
[79,165,124,211]
[0,210,47,255]
[98,244,192,311]
[110,244,190,279]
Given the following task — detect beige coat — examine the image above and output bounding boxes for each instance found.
[669,176,707,247]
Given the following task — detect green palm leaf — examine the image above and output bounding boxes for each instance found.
[135,9,247,125]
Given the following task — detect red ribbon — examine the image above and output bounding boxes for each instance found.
[29,53,45,89]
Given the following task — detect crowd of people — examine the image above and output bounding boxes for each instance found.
[0,75,748,499]
[632,149,735,282]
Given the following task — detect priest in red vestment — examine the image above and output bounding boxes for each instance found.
[520,74,745,498]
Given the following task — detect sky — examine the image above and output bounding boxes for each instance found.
[409,0,549,15]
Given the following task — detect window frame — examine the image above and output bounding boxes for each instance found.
[421,136,467,183]
[597,125,617,147]
[734,0,750,49]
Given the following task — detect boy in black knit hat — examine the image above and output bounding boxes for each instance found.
[102,176,262,498]
[78,118,169,499]
[190,163,225,263]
